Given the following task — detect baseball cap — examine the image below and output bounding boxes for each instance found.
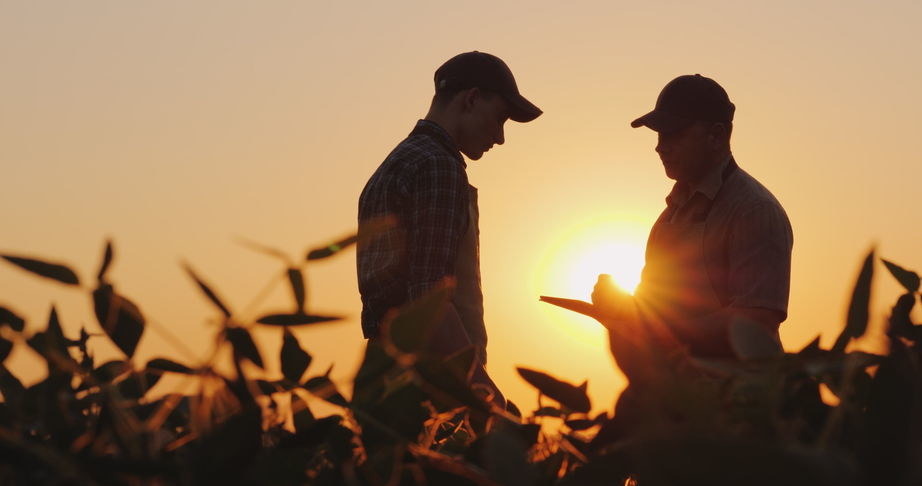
[434,51,542,123]
[631,74,735,132]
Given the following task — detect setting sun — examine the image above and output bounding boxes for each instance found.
[538,218,648,297]
[534,217,649,339]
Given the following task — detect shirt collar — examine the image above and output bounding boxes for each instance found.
[665,154,732,206]
[412,119,466,168]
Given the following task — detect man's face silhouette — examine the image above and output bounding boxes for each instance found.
[655,122,715,184]
[455,90,509,161]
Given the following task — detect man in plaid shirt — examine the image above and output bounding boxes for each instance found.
[358,52,541,405]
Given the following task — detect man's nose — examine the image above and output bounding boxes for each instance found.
[496,127,505,145]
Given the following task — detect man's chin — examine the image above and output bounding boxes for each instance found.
[462,150,484,161]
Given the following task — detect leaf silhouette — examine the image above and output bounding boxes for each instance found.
[182,262,232,318]
[517,367,591,413]
[117,369,162,400]
[225,327,264,368]
[0,365,24,406]
[1,255,80,286]
[147,358,195,375]
[256,312,341,326]
[97,240,114,284]
[0,336,12,363]
[92,284,145,358]
[729,318,784,361]
[287,268,306,312]
[280,329,312,383]
[385,280,454,354]
[0,306,25,332]
[234,236,292,264]
[26,307,77,374]
[291,393,315,433]
[881,259,920,293]
[93,360,131,383]
[306,234,357,261]
[833,249,874,353]
[304,375,348,407]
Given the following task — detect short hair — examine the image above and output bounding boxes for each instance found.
[431,87,498,109]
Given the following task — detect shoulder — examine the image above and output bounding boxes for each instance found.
[721,166,789,220]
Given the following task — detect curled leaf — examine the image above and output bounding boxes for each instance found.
[1,255,80,285]
[92,285,145,358]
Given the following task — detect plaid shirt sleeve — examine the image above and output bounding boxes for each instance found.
[406,154,469,300]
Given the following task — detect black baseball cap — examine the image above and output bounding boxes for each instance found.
[434,51,542,123]
[631,74,735,132]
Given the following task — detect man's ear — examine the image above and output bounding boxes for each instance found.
[461,87,480,112]
[709,122,729,148]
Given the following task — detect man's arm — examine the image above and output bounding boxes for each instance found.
[406,155,469,300]
[405,155,473,355]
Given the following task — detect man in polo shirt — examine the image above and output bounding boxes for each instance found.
[357,52,541,406]
[594,74,793,375]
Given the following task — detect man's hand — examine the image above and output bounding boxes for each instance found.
[591,274,637,322]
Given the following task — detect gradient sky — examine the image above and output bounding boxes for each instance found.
[2,0,920,413]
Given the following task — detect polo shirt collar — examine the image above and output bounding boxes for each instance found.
[665,154,733,206]
[412,119,466,168]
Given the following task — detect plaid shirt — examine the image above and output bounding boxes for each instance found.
[357,120,471,338]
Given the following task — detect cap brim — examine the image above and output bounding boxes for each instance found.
[630,110,693,132]
[506,93,542,123]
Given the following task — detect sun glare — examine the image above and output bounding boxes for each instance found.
[535,219,648,340]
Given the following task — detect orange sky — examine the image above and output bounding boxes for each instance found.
[2,1,921,414]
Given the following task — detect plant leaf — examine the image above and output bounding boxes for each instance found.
[287,268,306,313]
[0,307,25,332]
[93,360,131,384]
[1,255,80,285]
[565,418,596,431]
[225,327,264,368]
[280,329,312,383]
[147,358,195,375]
[729,318,784,361]
[97,240,114,284]
[833,249,874,353]
[385,280,454,354]
[117,370,162,400]
[182,262,232,318]
[234,236,292,264]
[0,365,25,405]
[290,393,315,433]
[92,285,145,358]
[306,234,357,261]
[881,259,920,293]
[26,307,78,374]
[304,375,348,407]
[256,312,341,326]
[0,336,12,363]
[517,367,591,413]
